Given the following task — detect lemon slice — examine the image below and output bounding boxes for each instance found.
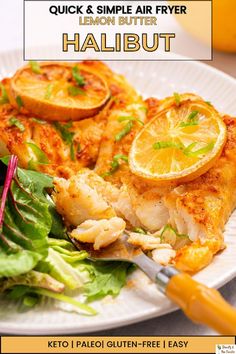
[9,62,110,121]
[129,97,227,182]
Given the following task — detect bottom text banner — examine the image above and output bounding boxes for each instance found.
[1,336,236,354]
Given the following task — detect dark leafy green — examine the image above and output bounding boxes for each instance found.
[0,177,51,277]
[0,158,66,239]
[16,167,66,238]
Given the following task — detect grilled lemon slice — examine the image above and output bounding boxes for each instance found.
[129,97,227,182]
[9,62,110,121]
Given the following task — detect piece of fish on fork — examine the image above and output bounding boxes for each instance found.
[71,233,236,335]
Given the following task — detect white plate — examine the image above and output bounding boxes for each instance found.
[0,49,236,335]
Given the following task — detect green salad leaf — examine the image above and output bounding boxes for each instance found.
[36,246,89,290]
[0,156,131,313]
[14,167,66,239]
[84,261,131,302]
[0,270,64,293]
[0,251,42,278]
[0,196,50,277]
[0,158,66,278]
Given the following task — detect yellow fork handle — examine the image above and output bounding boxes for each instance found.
[166,272,236,334]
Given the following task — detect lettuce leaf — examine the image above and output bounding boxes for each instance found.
[0,176,51,277]
[0,156,131,307]
[0,157,66,238]
[84,261,131,302]
[16,168,66,238]
[0,270,64,293]
[36,239,89,290]
[0,250,41,278]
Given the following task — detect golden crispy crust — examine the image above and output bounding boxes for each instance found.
[0,61,141,178]
[170,116,236,272]
[144,97,236,273]
[0,101,106,178]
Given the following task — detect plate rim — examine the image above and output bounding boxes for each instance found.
[0,49,236,334]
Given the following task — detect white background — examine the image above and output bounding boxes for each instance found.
[0,0,236,336]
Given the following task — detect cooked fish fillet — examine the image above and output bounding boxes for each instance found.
[71,217,126,250]
[0,99,106,178]
[165,115,236,272]
[53,169,118,225]
[0,61,144,177]
[54,113,236,270]
[94,74,147,186]
[94,95,236,272]
[119,110,236,271]
[3,58,234,273]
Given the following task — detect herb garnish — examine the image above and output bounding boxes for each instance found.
[26,143,49,170]
[115,121,133,142]
[77,142,81,153]
[68,85,85,97]
[183,141,215,157]
[31,118,47,124]
[115,116,144,142]
[0,83,9,105]
[16,96,23,108]
[72,66,85,87]
[173,92,181,106]
[44,84,53,100]
[160,224,189,248]
[53,122,75,161]
[118,116,144,126]
[153,141,184,150]
[179,110,199,127]
[9,117,25,132]
[101,154,128,177]
[133,227,147,234]
[153,140,214,157]
[29,61,41,74]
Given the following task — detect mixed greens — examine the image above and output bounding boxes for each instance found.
[0,156,131,315]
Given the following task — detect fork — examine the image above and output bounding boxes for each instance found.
[72,234,236,334]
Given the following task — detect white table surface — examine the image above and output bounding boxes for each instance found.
[0,0,236,336]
